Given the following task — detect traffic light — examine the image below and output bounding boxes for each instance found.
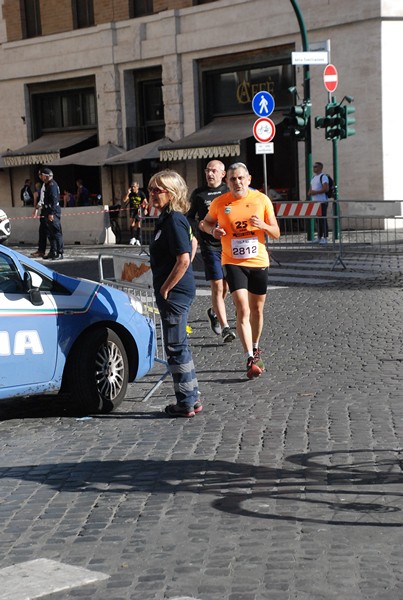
[324,102,343,140]
[283,103,311,140]
[314,116,326,129]
[340,104,356,138]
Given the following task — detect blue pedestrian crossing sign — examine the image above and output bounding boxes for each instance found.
[252,91,275,118]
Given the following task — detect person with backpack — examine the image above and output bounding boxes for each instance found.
[20,179,34,207]
[308,161,331,244]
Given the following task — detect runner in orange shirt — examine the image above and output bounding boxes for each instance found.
[199,162,280,379]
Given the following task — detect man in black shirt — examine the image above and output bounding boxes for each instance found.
[187,160,236,343]
[123,181,148,246]
[20,179,34,207]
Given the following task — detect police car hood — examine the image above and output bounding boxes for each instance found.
[52,271,123,314]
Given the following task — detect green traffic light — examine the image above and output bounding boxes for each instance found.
[282,103,310,141]
[340,105,356,138]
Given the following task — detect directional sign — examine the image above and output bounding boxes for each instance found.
[324,64,338,93]
[253,117,276,143]
[292,51,328,65]
[252,91,275,118]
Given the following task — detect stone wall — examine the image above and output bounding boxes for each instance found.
[0,0,402,210]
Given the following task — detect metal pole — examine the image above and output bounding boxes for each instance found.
[289,0,313,240]
[331,128,346,269]
[332,142,339,241]
[330,95,339,242]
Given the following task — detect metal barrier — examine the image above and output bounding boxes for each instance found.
[339,201,403,256]
[139,216,158,247]
[98,249,169,402]
[268,200,403,269]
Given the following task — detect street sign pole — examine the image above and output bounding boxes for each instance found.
[263,153,268,196]
[290,0,314,240]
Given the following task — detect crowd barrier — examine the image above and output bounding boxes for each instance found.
[4,205,115,246]
[138,216,158,247]
[269,200,403,269]
[97,249,169,402]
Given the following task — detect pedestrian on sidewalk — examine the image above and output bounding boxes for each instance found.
[308,161,329,244]
[123,181,148,246]
[148,169,201,418]
[20,178,34,207]
[188,159,236,343]
[200,162,280,379]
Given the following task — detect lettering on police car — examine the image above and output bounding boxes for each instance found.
[0,330,44,356]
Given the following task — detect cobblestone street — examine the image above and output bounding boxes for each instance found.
[0,248,402,599]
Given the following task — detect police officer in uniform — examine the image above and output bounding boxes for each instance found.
[40,167,64,260]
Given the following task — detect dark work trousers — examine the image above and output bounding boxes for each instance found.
[318,201,329,239]
[38,212,48,253]
[156,293,199,410]
[46,216,64,256]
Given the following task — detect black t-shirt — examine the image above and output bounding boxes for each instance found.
[150,208,195,298]
[187,182,228,248]
[127,189,146,210]
[20,185,34,206]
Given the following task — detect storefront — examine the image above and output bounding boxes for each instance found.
[160,46,300,199]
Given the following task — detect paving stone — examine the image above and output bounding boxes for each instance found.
[0,254,403,598]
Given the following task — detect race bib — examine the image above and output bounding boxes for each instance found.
[231,237,258,259]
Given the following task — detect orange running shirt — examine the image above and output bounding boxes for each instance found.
[208,188,275,267]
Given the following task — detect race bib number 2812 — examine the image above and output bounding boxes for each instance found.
[231,237,258,258]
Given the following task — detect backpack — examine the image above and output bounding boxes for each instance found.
[320,173,335,198]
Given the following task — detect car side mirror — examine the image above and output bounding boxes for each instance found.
[24,271,43,306]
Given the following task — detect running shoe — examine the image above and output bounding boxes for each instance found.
[222,326,236,343]
[193,400,203,414]
[253,347,265,371]
[246,356,263,379]
[165,404,195,418]
[207,307,221,335]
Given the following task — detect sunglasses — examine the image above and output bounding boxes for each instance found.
[148,187,166,195]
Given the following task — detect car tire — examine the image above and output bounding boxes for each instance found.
[67,327,129,414]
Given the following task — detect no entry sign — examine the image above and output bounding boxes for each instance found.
[324,64,338,93]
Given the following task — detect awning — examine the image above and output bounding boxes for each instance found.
[105,137,173,165]
[159,113,282,161]
[50,142,124,166]
[2,130,97,167]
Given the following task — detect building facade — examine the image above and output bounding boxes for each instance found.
[0,0,402,209]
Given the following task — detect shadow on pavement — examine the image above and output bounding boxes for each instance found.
[1,450,402,527]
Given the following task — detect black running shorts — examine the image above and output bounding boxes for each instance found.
[223,264,269,295]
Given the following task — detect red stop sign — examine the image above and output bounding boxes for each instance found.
[324,64,338,93]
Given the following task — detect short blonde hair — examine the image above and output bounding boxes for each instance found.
[148,170,189,213]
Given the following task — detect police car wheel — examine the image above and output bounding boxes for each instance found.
[67,327,129,414]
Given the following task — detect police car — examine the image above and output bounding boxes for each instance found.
[0,209,11,244]
[0,245,155,413]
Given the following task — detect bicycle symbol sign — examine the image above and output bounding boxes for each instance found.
[253,117,276,143]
